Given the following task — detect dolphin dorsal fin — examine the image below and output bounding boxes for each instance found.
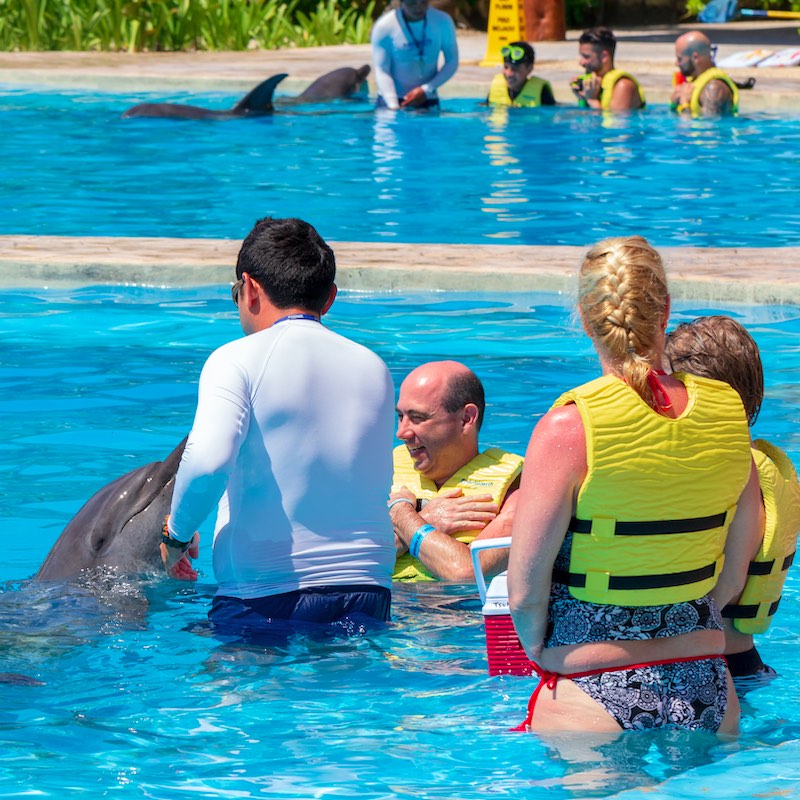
[233,73,288,114]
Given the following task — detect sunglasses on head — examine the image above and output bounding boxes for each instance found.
[501,44,528,64]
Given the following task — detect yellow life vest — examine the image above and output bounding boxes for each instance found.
[599,69,646,111]
[724,440,800,634]
[689,67,739,116]
[392,445,523,582]
[487,73,552,108]
[551,373,752,606]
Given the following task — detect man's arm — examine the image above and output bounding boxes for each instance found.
[371,20,400,109]
[609,77,643,112]
[700,79,734,116]
[670,81,693,112]
[168,347,249,542]
[389,487,517,582]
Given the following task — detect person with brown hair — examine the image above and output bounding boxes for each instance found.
[507,236,761,734]
[572,27,644,112]
[665,316,800,686]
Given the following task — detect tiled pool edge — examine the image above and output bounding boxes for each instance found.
[0,236,798,304]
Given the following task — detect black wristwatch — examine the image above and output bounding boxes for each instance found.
[161,515,191,553]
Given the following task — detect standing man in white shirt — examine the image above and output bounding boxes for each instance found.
[160,217,396,642]
[371,0,459,110]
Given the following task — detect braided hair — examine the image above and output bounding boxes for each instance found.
[578,236,669,410]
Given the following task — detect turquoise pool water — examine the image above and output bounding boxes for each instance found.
[1,87,799,246]
[2,288,800,799]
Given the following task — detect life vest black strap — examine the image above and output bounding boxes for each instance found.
[569,512,726,536]
[553,562,717,591]
[722,598,781,620]
[746,550,795,576]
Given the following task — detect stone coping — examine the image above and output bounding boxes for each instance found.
[2,235,798,305]
[2,27,798,305]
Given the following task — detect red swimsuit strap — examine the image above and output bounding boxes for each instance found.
[512,653,723,732]
[647,368,673,413]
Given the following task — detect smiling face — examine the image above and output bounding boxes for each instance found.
[395,365,479,487]
[578,43,606,75]
[503,59,533,95]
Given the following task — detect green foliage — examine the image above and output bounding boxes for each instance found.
[0,0,376,51]
[687,0,800,15]
[566,0,601,27]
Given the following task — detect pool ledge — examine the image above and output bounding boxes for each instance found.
[1,235,798,305]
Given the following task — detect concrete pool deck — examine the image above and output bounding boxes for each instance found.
[1,20,799,301]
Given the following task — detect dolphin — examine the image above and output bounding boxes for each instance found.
[122,74,288,120]
[292,64,371,103]
[36,438,187,580]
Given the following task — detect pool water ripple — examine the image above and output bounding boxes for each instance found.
[1,89,799,246]
[1,288,800,798]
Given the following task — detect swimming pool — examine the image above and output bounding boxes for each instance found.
[2,287,800,799]
[1,86,799,247]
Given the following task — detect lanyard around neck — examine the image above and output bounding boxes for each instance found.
[399,10,426,61]
[273,313,319,326]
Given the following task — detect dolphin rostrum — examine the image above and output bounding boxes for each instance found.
[36,438,188,580]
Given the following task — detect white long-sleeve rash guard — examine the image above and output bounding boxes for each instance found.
[169,318,396,599]
[370,7,459,109]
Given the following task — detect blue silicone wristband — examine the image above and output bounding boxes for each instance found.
[409,524,435,559]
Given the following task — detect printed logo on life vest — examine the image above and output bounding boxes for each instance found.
[458,480,493,487]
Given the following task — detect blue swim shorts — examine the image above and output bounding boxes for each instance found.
[208,584,391,643]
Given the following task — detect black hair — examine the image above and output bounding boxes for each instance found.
[579,27,617,58]
[236,217,336,313]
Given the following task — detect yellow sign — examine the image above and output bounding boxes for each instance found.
[480,0,526,67]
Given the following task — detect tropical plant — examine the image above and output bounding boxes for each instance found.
[0,0,376,51]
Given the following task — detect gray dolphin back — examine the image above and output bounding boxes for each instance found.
[36,438,187,581]
[122,73,288,119]
[297,65,371,101]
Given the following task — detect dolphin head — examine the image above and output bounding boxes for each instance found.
[297,65,372,101]
[36,439,187,581]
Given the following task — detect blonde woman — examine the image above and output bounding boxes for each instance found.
[508,236,761,734]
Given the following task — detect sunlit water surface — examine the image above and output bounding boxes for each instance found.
[1,288,800,798]
[1,87,799,246]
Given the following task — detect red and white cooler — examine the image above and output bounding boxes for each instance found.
[470,537,535,677]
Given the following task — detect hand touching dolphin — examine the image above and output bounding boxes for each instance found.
[36,438,192,580]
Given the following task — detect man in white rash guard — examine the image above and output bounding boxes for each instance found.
[370,0,459,110]
[160,217,396,641]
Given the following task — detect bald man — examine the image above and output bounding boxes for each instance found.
[388,361,523,582]
[672,31,738,117]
